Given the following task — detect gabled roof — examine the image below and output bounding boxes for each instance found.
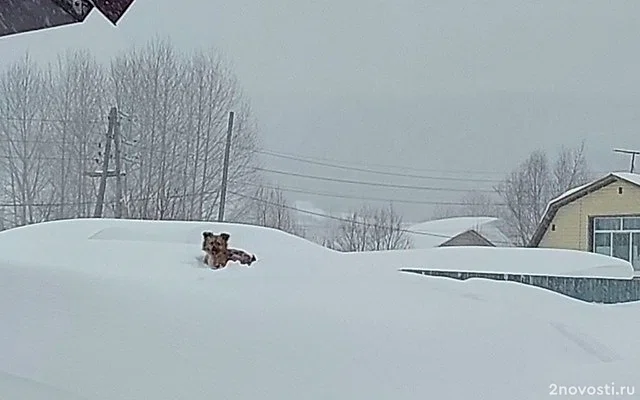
[439,228,496,247]
[528,172,640,247]
[407,217,512,248]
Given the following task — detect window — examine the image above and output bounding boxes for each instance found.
[592,216,640,271]
[612,233,630,261]
[632,233,640,271]
[594,217,621,230]
[594,232,611,256]
[623,217,640,230]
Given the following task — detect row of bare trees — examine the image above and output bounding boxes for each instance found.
[0,37,594,251]
[0,38,260,227]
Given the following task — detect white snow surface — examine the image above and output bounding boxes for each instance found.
[1,218,639,400]
[343,246,634,278]
[612,171,640,187]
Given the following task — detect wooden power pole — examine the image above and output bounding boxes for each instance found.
[93,107,116,218]
[90,106,125,218]
[113,110,124,218]
[217,111,234,222]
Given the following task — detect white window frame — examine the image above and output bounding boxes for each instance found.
[592,216,640,270]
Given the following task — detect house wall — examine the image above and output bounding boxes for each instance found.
[439,230,495,247]
[538,179,640,250]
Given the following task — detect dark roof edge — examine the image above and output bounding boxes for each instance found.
[527,174,618,247]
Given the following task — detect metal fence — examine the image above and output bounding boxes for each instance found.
[401,269,640,304]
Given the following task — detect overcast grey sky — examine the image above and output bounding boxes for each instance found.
[2,1,640,222]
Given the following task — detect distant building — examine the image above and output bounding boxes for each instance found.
[406,217,513,248]
[528,172,640,274]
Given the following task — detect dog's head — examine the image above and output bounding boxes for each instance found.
[202,231,230,253]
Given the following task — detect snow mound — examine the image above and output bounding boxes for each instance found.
[407,246,633,278]
[0,218,340,279]
[1,218,639,399]
[342,246,634,278]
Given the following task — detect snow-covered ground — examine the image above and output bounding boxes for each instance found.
[1,218,638,399]
[345,246,634,278]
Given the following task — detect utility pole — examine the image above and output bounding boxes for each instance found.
[93,107,116,218]
[89,106,126,218]
[613,148,640,173]
[113,110,124,218]
[217,111,234,222]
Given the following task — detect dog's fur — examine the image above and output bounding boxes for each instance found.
[201,231,257,269]
[202,231,230,269]
[228,248,257,266]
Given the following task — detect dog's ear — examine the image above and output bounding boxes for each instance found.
[220,233,230,242]
[203,231,213,238]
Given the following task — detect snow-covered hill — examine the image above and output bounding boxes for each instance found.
[0,218,637,399]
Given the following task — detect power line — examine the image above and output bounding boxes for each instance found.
[258,148,510,177]
[240,181,511,206]
[0,117,104,124]
[257,149,503,183]
[228,189,513,245]
[227,189,452,240]
[254,167,497,193]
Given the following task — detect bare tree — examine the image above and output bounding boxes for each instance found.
[48,49,108,218]
[0,53,53,226]
[0,51,109,228]
[241,184,304,236]
[551,140,590,195]
[0,38,263,228]
[495,143,591,246]
[109,37,260,220]
[326,203,412,252]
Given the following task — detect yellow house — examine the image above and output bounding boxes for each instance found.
[528,172,640,273]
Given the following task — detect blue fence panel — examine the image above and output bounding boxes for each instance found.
[401,269,640,304]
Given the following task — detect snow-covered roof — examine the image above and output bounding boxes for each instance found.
[549,172,640,207]
[547,182,592,205]
[543,172,640,216]
[530,171,640,247]
[611,171,640,187]
[407,217,512,248]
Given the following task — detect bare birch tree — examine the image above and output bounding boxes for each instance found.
[110,38,260,220]
[48,49,108,218]
[0,54,52,226]
[0,39,261,228]
[494,142,591,245]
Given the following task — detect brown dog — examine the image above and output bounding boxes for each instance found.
[201,231,257,269]
[202,231,230,269]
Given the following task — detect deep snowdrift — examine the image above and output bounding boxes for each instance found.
[0,218,638,400]
[344,246,635,278]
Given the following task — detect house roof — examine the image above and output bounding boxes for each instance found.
[528,172,640,247]
[439,228,497,247]
[407,217,512,248]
